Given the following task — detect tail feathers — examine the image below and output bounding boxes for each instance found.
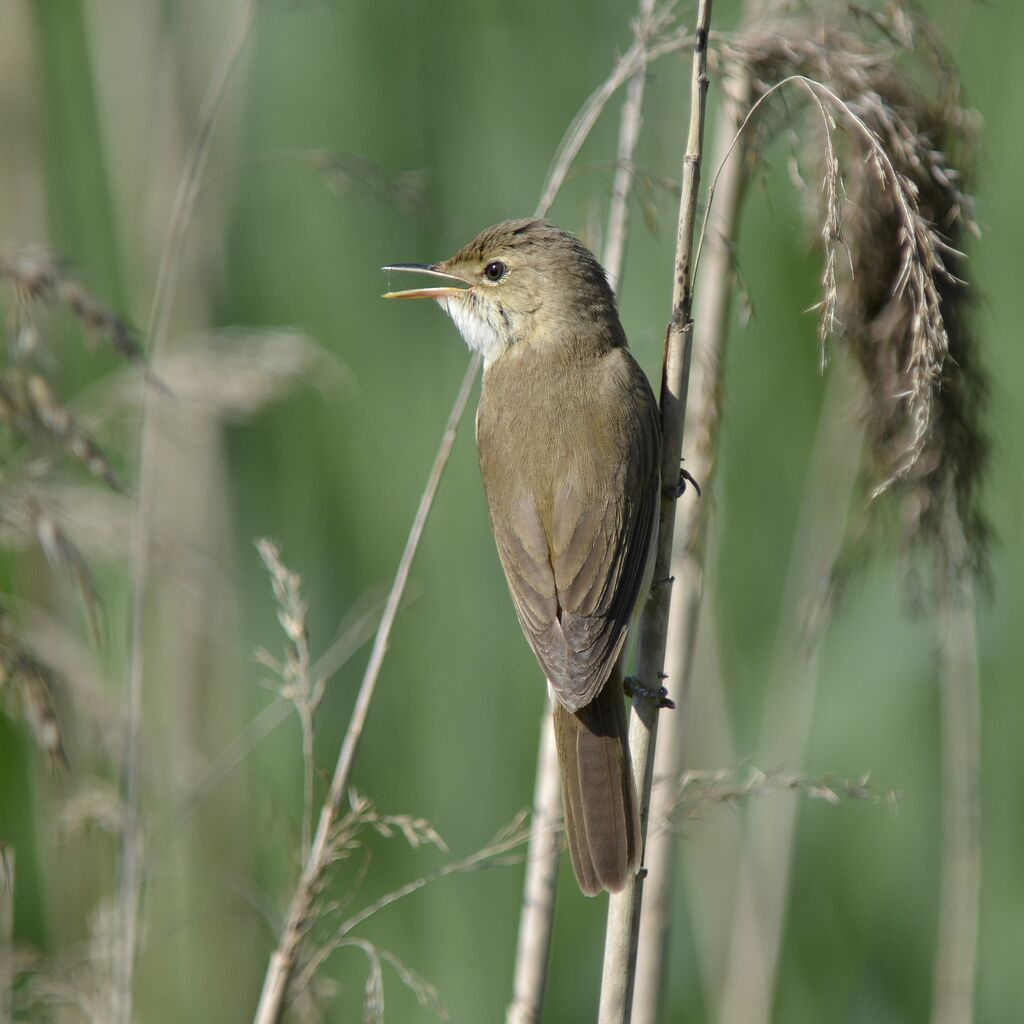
[553,677,640,896]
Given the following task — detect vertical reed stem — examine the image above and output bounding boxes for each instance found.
[630,64,751,1024]
[598,4,715,1021]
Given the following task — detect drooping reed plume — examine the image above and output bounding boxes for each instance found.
[720,0,988,580]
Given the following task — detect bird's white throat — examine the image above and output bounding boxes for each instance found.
[440,294,508,366]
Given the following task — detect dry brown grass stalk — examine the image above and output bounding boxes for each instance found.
[316,938,448,1024]
[294,807,530,1000]
[256,539,323,860]
[279,796,530,1022]
[652,762,897,835]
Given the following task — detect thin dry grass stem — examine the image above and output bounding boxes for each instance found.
[292,809,531,1004]
[117,3,258,1021]
[1,845,12,1024]
[256,539,322,861]
[149,589,387,865]
[379,949,448,1023]
[252,355,480,1024]
[144,0,257,356]
[599,5,715,1023]
[310,590,390,684]
[536,2,688,218]
[320,938,449,1024]
[602,0,660,292]
[651,763,897,836]
[631,61,752,1024]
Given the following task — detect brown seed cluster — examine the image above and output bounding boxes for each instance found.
[0,247,142,363]
[720,0,989,579]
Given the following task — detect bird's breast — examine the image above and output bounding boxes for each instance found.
[476,345,645,520]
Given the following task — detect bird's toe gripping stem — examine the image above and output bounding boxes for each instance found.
[624,675,676,709]
[663,462,702,501]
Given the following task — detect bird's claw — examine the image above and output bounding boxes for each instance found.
[663,464,702,500]
[624,676,676,709]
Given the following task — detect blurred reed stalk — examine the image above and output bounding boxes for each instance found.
[599,3,714,1021]
[932,509,981,1024]
[630,60,752,1024]
[115,2,257,1023]
[1,846,12,1024]
[506,711,560,1024]
[506,2,664,1020]
[715,358,864,1024]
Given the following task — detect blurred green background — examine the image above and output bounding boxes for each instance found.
[0,0,1021,1021]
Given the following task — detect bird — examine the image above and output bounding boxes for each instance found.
[383,219,661,895]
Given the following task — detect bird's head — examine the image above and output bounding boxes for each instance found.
[383,219,621,365]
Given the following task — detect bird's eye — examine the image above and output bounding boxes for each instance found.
[483,260,507,282]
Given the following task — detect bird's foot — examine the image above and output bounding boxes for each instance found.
[663,462,702,500]
[624,676,676,709]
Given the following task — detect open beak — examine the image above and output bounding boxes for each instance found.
[381,263,469,300]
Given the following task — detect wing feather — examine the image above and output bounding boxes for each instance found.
[482,351,660,713]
